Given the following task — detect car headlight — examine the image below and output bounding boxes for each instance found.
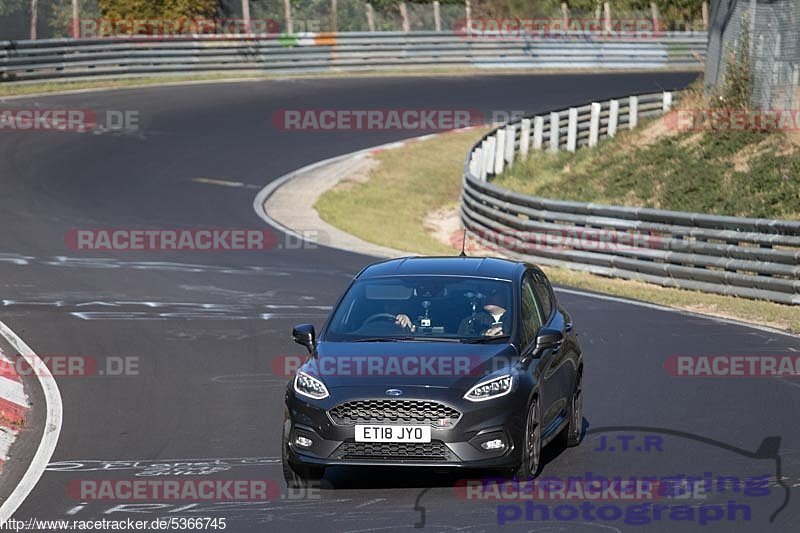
[293,371,329,400]
[464,373,514,402]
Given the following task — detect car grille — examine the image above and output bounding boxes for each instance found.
[332,440,458,461]
[328,399,462,428]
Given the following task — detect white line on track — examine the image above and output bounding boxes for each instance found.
[0,321,63,523]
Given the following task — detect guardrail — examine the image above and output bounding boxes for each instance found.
[460,92,800,305]
[0,32,706,83]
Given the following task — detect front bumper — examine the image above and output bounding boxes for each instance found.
[284,385,528,469]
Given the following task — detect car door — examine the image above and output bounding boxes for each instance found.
[519,274,557,428]
[531,270,575,432]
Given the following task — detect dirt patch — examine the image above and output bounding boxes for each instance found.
[732,137,778,172]
[423,205,462,253]
[624,115,681,149]
[328,156,379,192]
[423,205,508,257]
[678,131,704,148]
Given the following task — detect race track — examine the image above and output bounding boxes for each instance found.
[2,72,800,532]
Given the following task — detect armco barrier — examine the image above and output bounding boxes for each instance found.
[461,92,800,305]
[0,32,706,83]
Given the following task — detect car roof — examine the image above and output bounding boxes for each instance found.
[356,256,525,281]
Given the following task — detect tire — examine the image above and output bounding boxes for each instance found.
[514,396,542,479]
[562,370,583,448]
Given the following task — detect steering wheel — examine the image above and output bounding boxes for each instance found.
[363,313,400,325]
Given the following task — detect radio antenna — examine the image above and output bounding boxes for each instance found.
[459,230,468,257]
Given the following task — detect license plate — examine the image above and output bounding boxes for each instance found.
[355,425,431,443]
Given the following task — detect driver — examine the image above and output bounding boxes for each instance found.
[458,290,508,337]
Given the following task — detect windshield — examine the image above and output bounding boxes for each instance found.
[325,276,513,341]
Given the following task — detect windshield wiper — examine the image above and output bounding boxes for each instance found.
[461,335,511,344]
[353,336,461,343]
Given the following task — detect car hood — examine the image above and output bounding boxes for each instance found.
[302,341,519,390]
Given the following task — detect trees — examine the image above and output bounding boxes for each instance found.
[97,0,218,19]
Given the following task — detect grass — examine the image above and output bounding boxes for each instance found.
[495,102,800,220]
[315,128,490,256]
[315,126,800,334]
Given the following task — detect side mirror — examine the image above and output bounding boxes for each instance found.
[535,328,564,352]
[292,324,316,353]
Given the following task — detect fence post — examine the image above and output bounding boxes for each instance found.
[480,139,490,179]
[628,96,639,129]
[662,91,673,112]
[589,102,601,147]
[608,99,619,137]
[504,124,516,164]
[533,116,544,149]
[520,118,532,157]
[549,112,560,152]
[566,108,578,152]
[485,136,496,176]
[470,148,480,177]
[494,130,506,174]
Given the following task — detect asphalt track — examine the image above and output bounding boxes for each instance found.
[2,72,800,532]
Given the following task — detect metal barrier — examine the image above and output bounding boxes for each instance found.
[460,91,800,305]
[0,32,706,83]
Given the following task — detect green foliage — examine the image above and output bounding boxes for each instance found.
[48,1,102,38]
[497,124,800,220]
[0,0,24,17]
[98,0,218,19]
[714,13,751,111]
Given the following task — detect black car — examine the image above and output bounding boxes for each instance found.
[282,256,583,486]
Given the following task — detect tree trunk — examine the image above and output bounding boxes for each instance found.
[465,0,472,29]
[702,1,709,30]
[29,0,38,40]
[284,0,293,33]
[241,0,251,33]
[650,2,660,33]
[331,0,338,32]
[433,1,441,32]
[365,3,375,32]
[72,0,79,38]
[399,2,410,33]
